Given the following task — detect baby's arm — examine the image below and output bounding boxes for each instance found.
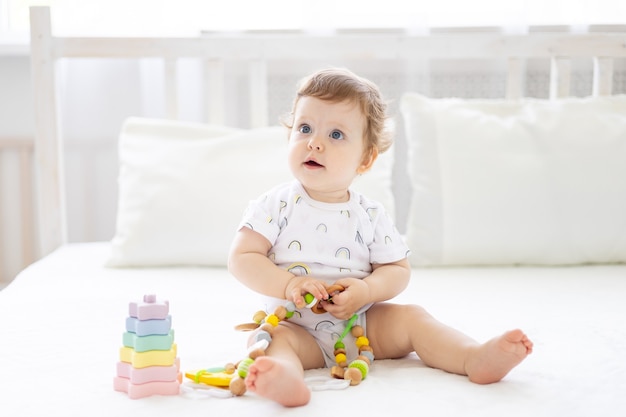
[228,227,329,307]
[365,258,412,302]
[321,258,411,319]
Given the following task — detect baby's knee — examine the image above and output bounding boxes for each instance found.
[406,304,428,314]
[384,303,433,323]
[368,303,432,326]
[404,304,434,321]
[268,323,294,340]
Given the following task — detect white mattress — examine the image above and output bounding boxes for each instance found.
[1,242,625,416]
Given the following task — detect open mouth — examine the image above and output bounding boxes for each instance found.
[305,160,323,168]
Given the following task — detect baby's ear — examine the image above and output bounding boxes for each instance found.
[357,146,379,174]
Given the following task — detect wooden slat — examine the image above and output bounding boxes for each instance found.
[30,6,67,257]
[204,59,225,125]
[164,58,178,119]
[550,56,571,99]
[0,139,33,149]
[505,57,524,100]
[33,5,626,71]
[48,33,626,61]
[593,57,614,96]
[249,60,268,128]
[0,139,36,277]
[19,148,35,266]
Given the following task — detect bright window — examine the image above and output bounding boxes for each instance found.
[2,0,625,40]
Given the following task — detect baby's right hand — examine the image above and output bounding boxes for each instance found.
[285,276,329,308]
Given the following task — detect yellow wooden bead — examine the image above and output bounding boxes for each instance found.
[335,353,347,365]
[355,336,369,348]
[265,314,280,327]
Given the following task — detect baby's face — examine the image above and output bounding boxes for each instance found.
[288,96,373,203]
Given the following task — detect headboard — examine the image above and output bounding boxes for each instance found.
[29,6,626,259]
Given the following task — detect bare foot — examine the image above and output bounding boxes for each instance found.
[465,329,533,384]
[245,356,311,407]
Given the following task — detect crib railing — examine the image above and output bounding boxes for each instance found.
[29,5,626,259]
[0,138,35,286]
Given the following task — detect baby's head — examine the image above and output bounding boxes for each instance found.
[285,68,392,157]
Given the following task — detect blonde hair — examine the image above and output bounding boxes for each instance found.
[283,68,393,155]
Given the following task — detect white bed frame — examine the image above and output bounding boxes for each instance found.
[28,6,626,259]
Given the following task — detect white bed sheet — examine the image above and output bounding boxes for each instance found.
[1,242,625,416]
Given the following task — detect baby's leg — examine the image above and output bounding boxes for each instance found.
[244,322,324,407]
[366,303,532,384]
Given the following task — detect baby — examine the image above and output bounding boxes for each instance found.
[228,67,533,407]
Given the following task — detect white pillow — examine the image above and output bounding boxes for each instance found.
[401,93,626,266]
[107,117,395,267]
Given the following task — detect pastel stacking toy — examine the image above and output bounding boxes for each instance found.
[114,294,181,399]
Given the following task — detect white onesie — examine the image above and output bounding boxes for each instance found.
[239,180,410,366]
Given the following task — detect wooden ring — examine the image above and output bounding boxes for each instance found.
[234,322,260,331]
[311,284,345,314]
[311,302,326,314]
[326,284,345,295]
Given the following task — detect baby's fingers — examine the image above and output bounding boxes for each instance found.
[290,289,306,309]
[286,278,327,307]
[321,301,354,321]
[302,281,328,304]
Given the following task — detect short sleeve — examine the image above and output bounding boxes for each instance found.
[363,199,410,264]
[238,183,292,245]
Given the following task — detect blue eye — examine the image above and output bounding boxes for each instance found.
[299,124,311,134]
[330,130,343,140]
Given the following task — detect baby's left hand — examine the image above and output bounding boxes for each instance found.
[320,278,370,320]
